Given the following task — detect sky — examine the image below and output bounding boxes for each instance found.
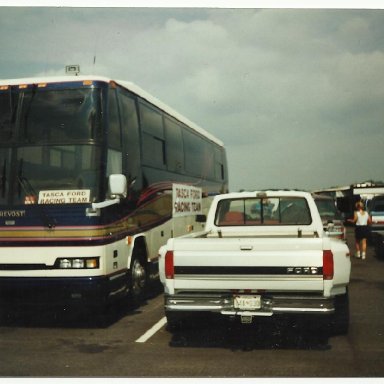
[0,2,383,192]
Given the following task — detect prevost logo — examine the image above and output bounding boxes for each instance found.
[0,210,26,218]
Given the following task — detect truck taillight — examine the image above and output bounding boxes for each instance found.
[323,250,334,280]
[165,250,174,279]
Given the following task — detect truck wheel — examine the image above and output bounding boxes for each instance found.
[329,291,349,335]
[165,311,182,331]
[165,311,191,331]
[128,253,147,307]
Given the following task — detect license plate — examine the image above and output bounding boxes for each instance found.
[234,295,261,310]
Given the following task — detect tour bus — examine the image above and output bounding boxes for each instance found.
[0,76,228,313]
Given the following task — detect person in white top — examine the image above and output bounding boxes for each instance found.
[349,201,372,259]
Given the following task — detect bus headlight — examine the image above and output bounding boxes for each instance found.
[72,259,85,269]
[59,259,72,268]
[55,257,99,269]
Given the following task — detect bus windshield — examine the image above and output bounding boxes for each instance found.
[19,88,102,143]
[0,85,104,206]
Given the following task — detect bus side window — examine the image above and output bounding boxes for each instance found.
[214,146,226,181]
[108,88,122,150]
[139,102,166,169]
[183,129,213,178]
[107,149,122,176]
[164,117,184,173]
[118,90,141,193]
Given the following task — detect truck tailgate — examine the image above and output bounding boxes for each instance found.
[172,237,325,292]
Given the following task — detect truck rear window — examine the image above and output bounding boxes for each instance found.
[215,197,312,226]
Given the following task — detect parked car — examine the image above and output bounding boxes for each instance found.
[367,195,384,253]
[313,194,346,241]
[367,195,384,233]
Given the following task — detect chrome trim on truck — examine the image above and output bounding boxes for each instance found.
[165,293,335,317]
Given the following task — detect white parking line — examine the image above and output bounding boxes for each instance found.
[135,316,167,343]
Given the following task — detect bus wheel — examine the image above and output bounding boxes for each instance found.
[128,254,147,307]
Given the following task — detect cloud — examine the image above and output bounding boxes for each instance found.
[0,7,383,191]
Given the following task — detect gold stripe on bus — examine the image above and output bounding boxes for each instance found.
[0,216,163,240]
[0,224,129,240]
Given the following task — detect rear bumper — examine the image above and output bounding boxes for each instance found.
[165,293,335,317]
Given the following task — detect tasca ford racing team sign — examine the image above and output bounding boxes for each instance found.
[38,190,91,204]
[172,184,202,217]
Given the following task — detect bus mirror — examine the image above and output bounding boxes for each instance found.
[91,174,127,210]
[109,174,127,198]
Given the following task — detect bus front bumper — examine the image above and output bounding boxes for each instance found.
[0,275,127,309]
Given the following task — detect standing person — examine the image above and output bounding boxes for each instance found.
[349,201,372,259]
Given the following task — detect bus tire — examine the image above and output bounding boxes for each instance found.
[128,249,147,307]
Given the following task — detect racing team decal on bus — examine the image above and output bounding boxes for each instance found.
[38,190,91,204]
[172,184,202,217]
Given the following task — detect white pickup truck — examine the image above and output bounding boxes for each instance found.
[159,190,351,334]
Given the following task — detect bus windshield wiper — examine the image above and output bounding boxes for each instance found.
[21,85,37,142]
[18,160,56,229]
[1,159,6,198]
[17,174,36,200]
